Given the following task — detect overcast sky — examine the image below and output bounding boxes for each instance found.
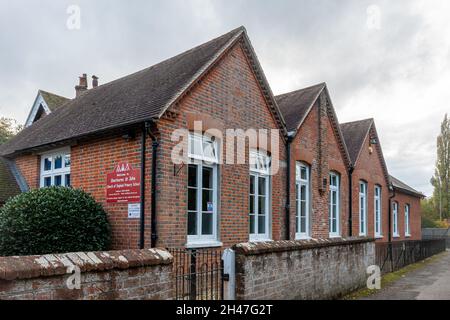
[0,0,449,196]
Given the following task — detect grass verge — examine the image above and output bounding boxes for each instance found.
[343,251,447,300]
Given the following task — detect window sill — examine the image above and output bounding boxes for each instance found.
[295,235,312,241]
[393,235,400,239]
[359,233,367,237]
[329,234,341,239]
[185,241,223,249]
[249,238,273,243]
[405,234,411,238]
[375,235,384,239]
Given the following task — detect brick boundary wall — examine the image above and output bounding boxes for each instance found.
[233,237,375,300]
[0,248,174,300]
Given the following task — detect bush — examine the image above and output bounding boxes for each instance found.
[0,187,111,256]
[422,216,439,228]
[435,219,450,229]
[422,215,450,229]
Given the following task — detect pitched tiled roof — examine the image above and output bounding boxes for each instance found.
[390,175,424,198]
[275,83,325,132]
[0,158,20,203]
[2,26,273,156]
[275,83,351,168]
[39,90,70,111]
[341,118,390,186]
[340,119,374,165]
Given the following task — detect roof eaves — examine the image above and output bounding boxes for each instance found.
[3,119,145,157]
[393,185,425,198]
[390,175,425,198]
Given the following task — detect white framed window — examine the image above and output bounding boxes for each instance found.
[329,172,340,237]
[393,202,399,237]
[188,132,219,164]
[187,133,220,247]
[359,181,368,236]
[249,150,271,242]
[405,204,411,237]
[295,162,310,239]
[40,149,71,187]
[249,149,271,175]
[374,185,382,238]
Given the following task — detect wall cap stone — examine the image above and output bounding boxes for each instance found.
[232,237,375,256]
[0,248,172,281]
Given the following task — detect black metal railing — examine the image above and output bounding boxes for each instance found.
[375,239,446,274]
[168,248,224,300]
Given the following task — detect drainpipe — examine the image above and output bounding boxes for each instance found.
[139,120,159,249]
[348,166,354,237]
[149,129,159,248]
[139,122,148,249]
[388,185,396,272]
[285,134,294,240]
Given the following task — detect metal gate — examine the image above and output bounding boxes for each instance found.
[169,248,224,300]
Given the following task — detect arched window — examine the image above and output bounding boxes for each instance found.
[329,172,340,237]
[393,201,399,237]
[359,181,368,236]
[187,133,219,247]
[295,162,310,239]
[374,185,382,237]
[405,204,411,237]
[249,150,271,241]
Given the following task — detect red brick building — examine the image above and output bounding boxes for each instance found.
[276,83,351,240]
[340,119,423,243]
[0,26,422,249]
[390,176,423,241]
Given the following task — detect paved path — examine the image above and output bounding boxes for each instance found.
[364,250,450,300]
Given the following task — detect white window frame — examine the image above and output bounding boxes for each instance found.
[374,185,382,238]
[186,133,221,248]
[393,202,399,238]
[405,204,411,237]
[249,150,271,242]
[359,181,368,236]
[295,162,310,240]
[40,148,71,188]
[329,172,340,238]
[188,132,219,164]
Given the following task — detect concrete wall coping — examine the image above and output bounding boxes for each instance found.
[232,237,375,256]
[0,248,173,281]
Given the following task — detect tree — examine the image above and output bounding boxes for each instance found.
[0,117,22,145]
[431,114,450,220]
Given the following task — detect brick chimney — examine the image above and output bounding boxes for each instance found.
[75,73,88,97]
[92,75,99,88]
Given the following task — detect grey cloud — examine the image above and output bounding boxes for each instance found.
[0,0,447,195]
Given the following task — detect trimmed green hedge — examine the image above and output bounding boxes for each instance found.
[0,187,111,256]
